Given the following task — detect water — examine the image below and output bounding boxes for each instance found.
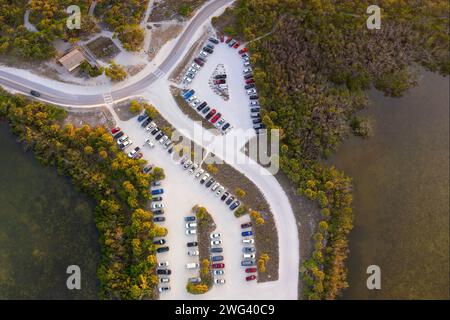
[0,122,100,299]
[331,70,449,299]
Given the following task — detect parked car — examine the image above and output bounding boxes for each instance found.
[246,78,255,84]
[230,200,241,210]
[221,123,231,132]
[156,246,169,253]
[246,275,257,281]
[186,229,197,235]
[153,209,164,215]
[215,118,226,128]
[246,88,257,95]
[220,191,229,201]
[253,118,262,124]
[189,277,202,284]
[250,107,260,113]
[206,43,215,50]
[127,147,140,158]
[205,178,215,188]
[215,74,227,79]
[199,51,208,58]
[211,182,220,191]
[138,114,148,122]
[155,132,164,140]
[145,139,155,148]
[191,63,201,70]
[117,135,129,144]
[183,89,195,99]
[211,240,222,246]
[210,113,221,124]
[205,109,217,120]
[216,186,225,196]
[200,173,210,184]
[156,269,171,275]
[250,100,259,106]
[151,202,164,210]
[151,188,164,195]
[241,260,255,266]
[214,79,226,85]
[185,216,196,222]
[195,169,205,178]
[228,39,237,47]
[203,47,213,54]
[113,131,124,140]
[242,231,253,237]
[225,36,233,44]
[244,73,254,80]
[220,35,224,42]
[211,255,224,262]
[244,61,251,67]
[241,222,253,229]
[214,278,226,285]
[225,196,235,205]
[153,239,166,245]
[238,47,249,54]
[134,153,143,160]
[188,250,199,256]
[183,160,193,169]
[210,233,221,239]
[119,140,132,150]
[196,101,207,111]
[187,241,198,247]
[245,83,256,90]
[111,127,121,134]
[212,263,225,269]
[159,277,170,283]
[245,268,257,273]
[143,165,154,174]
[151,128,160,135]
[158,286,170,293]
[201,106,211,114]
[243,247,256,253]
[213,269,224,275]
[211,247,223,253]
[188,163,199,174]
[233,42,240,49]
[158,261,169,267]
[186,263,199,269]
[141,118,151,128]
[180,155,189,165]
[185,222,197,229]
[194,58,204,66]
[250,95,259,100]
[243,68,253,74]
[209,37,219,44]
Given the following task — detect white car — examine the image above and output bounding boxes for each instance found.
[211,240,222,246]
[190,99,200,107]
[185,222,197,229]
[213,270,224,276]
[163,140,172,149]
[246,88,257,95]
[243,253,256,259]
[250,101,259,106]
[215,118,226,128]
[214,278,226,285]
[120,139,132,149]
[158,261,170,267]
[146,122,157,131]
[186,229,197,235]
[243,67,252,74]
[183,161,193,169]
[158,286,171,293]
[210,233,221,239]
[195,169,205,178]
[117,135,129,144]
[159,136,169,144]
[199,51,208,58]
[211,183,220,191]
[244,61,251,67]
[160,277,170,283]
[191,63,201,70]
[189,164,199,174]
[151,203,164,210]
[183,76,193,83]
[242,238,255,244]
[145,139,155,148]
[216,187,225,196]
[188,67,197,74]
[186,263,199,269]
[187,95,197,103]
[200,173,210,183]
[127,149,138,158]
[188,250,199,256]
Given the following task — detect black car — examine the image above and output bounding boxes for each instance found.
[210,247,223,253]
[201,106,211,114]
[206,43,215,50]
[187,241,198,247]
[155,133,164,141]
[157,269,171,275]
[205,110,216,120]
[230,200,241,210]
[220,191,229,201]
[141,118,151,128]
[203,47,213,54]
[30,90,41,97]
[168,147,174,154]
[196,102,207,111]
[113,131,124,140]
[226,196,235,205]
[153,209,165,215]
[153,239,166,245]
[138,114,148,122]
[152,196,163,202]
[205,178,215,188]
[209,37,219,44]
[245,84,256,90]
[241,222,253,229]
[215,74,227,80]
[221,123,230,131]
[156,246,169,253]
[151,128,160,135]
[154,217,165,222]
[250,95,259,100]
[250,107,260,113]
[253,119,262,124]
[244,73,254,80]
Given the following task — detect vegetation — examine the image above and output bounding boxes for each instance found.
[105,62,127,82]
[0,89,166,299]
[129,100,144,115]
[216,0,449,299]
[79,60,104,77]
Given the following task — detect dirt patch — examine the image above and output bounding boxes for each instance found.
[150,0,208,22]
[170,86,219,132]
[211,7,241,40]
[200,153,279,282]
[169,32,208,82]
[126,64,146,77]
[62,107,115,128]
[86,37,120,62]
[148,23,184,60]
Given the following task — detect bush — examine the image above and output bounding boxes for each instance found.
[129,100,143,114]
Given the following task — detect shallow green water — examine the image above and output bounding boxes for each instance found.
[0,122,100,299]
[331,71,449,299]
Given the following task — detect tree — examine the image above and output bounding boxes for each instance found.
[235,188,247,198]
[105,62,127,82]
[129,100,143,114]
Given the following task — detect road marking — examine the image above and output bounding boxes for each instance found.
[153,68,166,79]
[103,92,114,106]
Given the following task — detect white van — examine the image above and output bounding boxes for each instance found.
[186,263,200,269]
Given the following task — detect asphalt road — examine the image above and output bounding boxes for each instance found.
[0,0,234,107]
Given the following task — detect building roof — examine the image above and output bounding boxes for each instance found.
[58,49,85,72]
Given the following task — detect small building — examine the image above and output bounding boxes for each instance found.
[58,48,86,72]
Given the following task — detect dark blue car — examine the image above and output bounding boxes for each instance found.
[242,230,252,237]
[138,114,148,122]
[151,189,164,195]
[182,89,195,100]
[185,216,196,222]
[241,260,255,266]
[211,255,224,262]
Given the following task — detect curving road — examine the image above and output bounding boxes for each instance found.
[0,0,234,107]
[0,0,300,299]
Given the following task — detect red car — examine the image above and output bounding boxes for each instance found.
[220,35,224,42]
[239,47,249,54]
[233,42,240,49]
[246,275,257,281]
[211,113,221,124]
[225,36,233,44]
[245,79,255,84]
[214,79,226,85]
[111,127,121,134]
[245,268,257,273]
[212,263,225,269]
